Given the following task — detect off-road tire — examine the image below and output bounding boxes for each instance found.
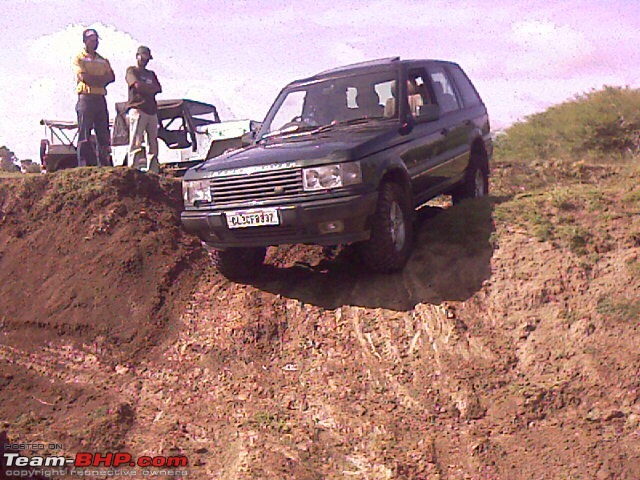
[451,158,489,205]
[209,247,267,281]
[359,182,413,273]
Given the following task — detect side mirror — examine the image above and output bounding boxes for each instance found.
[416,104,440,122]
[249,120,263,133]
[242,120,263,146]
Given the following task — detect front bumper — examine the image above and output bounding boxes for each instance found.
[181,192,378,248]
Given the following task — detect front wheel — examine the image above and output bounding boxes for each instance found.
[209,246,267,281]
[358,182,413,273]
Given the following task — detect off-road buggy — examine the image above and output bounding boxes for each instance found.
[39,119,84,172]
[40,99,253,175]
[111,99,253,175]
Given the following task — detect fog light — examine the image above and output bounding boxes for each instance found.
[318,220,344,234]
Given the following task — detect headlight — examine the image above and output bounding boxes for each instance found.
[182,179,211,205]
[303,162,362,191]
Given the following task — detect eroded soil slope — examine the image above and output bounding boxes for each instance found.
[0,169,204,466]
[1,160,639,479]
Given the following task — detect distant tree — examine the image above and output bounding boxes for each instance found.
[0,146,19,172]
[20,159,42,174]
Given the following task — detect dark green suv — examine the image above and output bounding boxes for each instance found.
[181,57,492,279]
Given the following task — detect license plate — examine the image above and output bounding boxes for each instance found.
[226,208,280,229]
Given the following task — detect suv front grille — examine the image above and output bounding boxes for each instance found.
[209,168,304,206]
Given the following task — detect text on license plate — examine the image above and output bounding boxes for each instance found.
[226,208,280,229]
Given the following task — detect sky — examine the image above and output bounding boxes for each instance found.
[0,0,639,161]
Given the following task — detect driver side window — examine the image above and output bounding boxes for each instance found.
[269,91,307,132]
[406,69,432,118]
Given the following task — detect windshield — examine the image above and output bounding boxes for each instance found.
[191,111,219,133]
[261,71,398,139]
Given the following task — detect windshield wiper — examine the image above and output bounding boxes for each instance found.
[258,125,300,142]
[258,123,323,143]
[336,116,377,125]
[259,117,386,143]
[310,116,385,133]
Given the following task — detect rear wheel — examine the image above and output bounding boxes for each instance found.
[39,139,49,163]
[359,182,413,273]
[209,246,267,281]
[451,159,488,205]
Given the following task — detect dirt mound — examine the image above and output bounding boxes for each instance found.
[0,168,202,363]
[0,158,639,479]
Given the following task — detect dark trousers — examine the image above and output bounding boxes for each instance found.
[76,94,112,167]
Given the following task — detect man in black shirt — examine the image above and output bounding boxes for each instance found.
[126,46,162,173]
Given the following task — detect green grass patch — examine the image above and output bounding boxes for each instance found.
[556,225,593,255]
[623,188,640,205]
[495,86,640,164]
[527,210,555,242]
[626,256,640,280]
[0,171,28,179]
[493,172,632,259]
[548,187,578,211]
[420,196,494,253]
[252,411,291,433]
[596,296,640,322]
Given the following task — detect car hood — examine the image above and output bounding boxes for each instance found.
[189,122,401,176]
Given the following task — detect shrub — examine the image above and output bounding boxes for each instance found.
[495,86,640,162]
[0,157,19,172]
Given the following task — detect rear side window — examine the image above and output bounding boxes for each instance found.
[427,66,461,114]
[447,65,482,108]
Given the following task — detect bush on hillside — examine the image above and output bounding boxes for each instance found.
[0,157,19,173]
[24,163,42,174]
[496,86,640,162]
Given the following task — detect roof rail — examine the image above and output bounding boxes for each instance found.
[316,56,400,75]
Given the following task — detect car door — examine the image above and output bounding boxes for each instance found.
[425,63,471,183]
[399,65,452,205]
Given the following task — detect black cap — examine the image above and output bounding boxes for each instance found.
[83,28,99,41]
[137,46,153,59]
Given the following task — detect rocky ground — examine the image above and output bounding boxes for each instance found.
[0,159,638,479]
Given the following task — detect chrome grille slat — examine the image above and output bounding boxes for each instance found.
[218,190,303,201]
[210,167,304,206]
[212,170,300,182]
[213,180,301,193]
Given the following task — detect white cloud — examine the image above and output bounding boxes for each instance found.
[327,41,368,67]
[313,0,480,30]
[0,24,139,161]
[506,20,596,78]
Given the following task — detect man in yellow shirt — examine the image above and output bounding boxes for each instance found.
[72,28,115,167]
